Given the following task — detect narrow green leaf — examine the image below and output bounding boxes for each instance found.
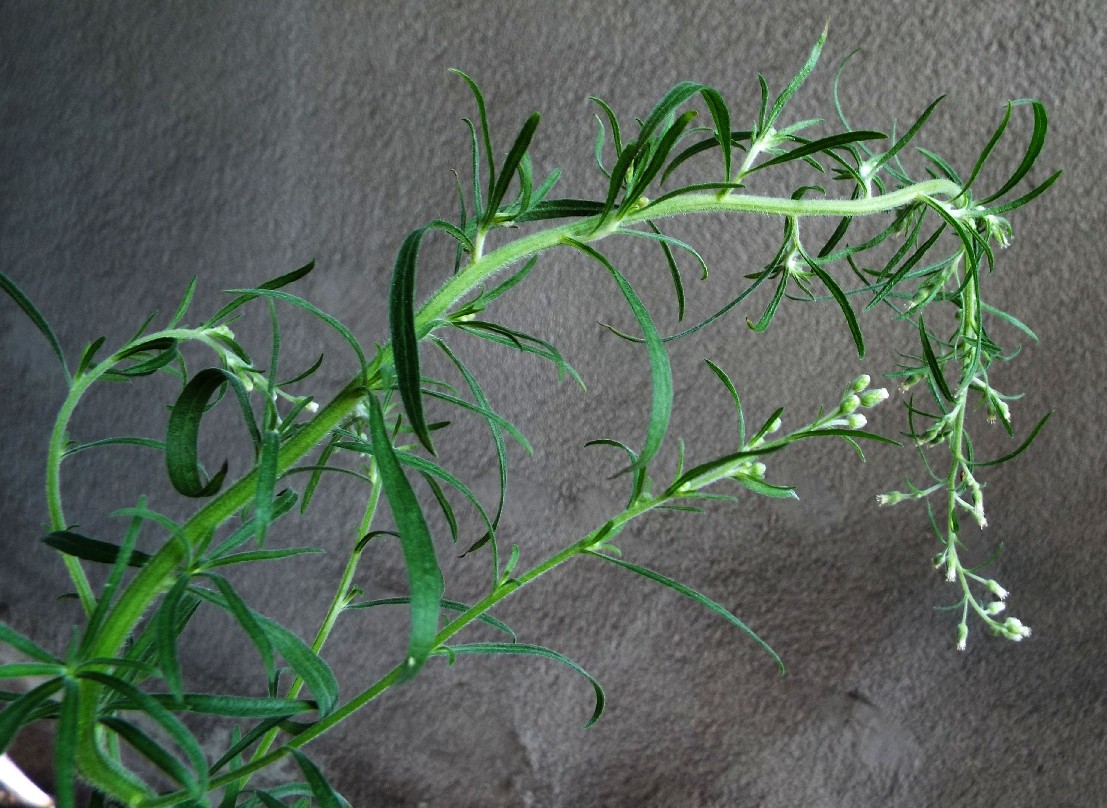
[205,260,316,326]
[77,336,107,378]
[566,240,671,473]
[433,337,507,553]
[346,597,516,642]
[755,130,887,172]
[979,99,1048,204]
[40,531,152,568]
[980,301,1038,342]
[390,226,435,454]
[78,671,209,792]
[99,717,197,792]
[252,614,338,716]
[104,337,180,379]
[447,642,605,727]
[449,69,496,205]
[804,257,865,358]
[0,663,64,678]
[982,169,1061,215]
[973,410,1052,468]
[0,271,71,384]
[156,576,191,700]
[918,316,953,401]
[698,86,732,182]
[766,26,825,131]
[735,476,798,499]
[166,368,261,498]
[485,112,540,226]
[63,435,165,458]
[421,389,531,454]
[589,95,623,155]
[871,95,945,172]
[622,109,699,210]
[81,501,145,656]
[167,276,199,329]
[53,679,79,808]
[703,360,745,445]
[746,272,788,333]
[585,551,783,672]
[204,575,276,682]
[150,693,316,718]
[291,750,345,808]
[0,679,64,754]
[254,430,281,546]
[204,547,323,569]
[367,393,444,678]
[0,622,60,664]
[224,288,367,372]
[207,489,299,559]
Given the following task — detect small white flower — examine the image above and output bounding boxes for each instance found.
[305,400,320,414]
[860,388,890,407]
[956,623,968,652]
[1002,616,1031,641]
[846,413,867,430]
[850,374,871,393]
[985,579,1008,600]
[986,600,1006,616]
[877,491,907,507]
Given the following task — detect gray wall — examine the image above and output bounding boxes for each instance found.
[2,2,1103,806]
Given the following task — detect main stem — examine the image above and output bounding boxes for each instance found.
[71,180,960,800]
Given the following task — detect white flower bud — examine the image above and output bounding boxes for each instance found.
[876,491,908,507]
[956,623,968,651]
[985,579,1008,600]
[305,400,320,414]
[840,394,861,414]
[860,388,889,407]
[1002,616,1031,641]
[846,413,867,429]
[985,600,1006,616]
[850,374,871,393]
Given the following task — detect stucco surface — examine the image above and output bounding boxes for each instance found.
[1,2,1104,806]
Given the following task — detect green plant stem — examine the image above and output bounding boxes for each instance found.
[234,460,383,792]
[71,181,960,799]
[148,493,662,805]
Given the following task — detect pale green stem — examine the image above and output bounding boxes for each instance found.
[146,494,662,805]
[71,180,960,799]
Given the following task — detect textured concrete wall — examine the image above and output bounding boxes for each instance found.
[1,2,1103,806]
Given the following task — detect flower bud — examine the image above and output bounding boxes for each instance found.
[876,491,908,507]
[846,413,867,430]
[850,374,871,393]
[1002,616,1031,641]
[860,388,889,407]
[985,579,1008,600]
[985,600,1006,616]
[956,623,968,651]
[840,394,861,414]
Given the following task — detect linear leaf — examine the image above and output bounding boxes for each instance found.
[446,643,605,727]
[166,368,260,498]
[205,260,315,326]
[367,393,444,678]
[291,749,345,808]
[585,551,782,671]
[0,271,71,383]
[566,240,671,473]
[40,531,152,568]
[973,410,1052,468]
[346,597,516,641]
[390,226,435,453]
[485,112,540,226]
[918,316,953,401]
